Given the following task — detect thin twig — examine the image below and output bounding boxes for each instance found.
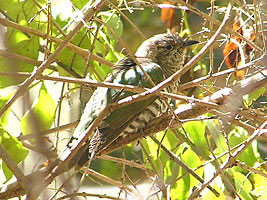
[172,0,262,51]
[179,55,266,91]
[0,18,113,67]
[107,0,146,40]
[236,161,267,178]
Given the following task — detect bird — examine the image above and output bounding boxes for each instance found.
[63,33,198,170]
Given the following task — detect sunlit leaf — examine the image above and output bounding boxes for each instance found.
[183,121,209,158]
[229,127,257,167]
[206,121,227,157]
[170,146,203,200]
[181,148,203,187]
[21,83,56,135]
[56,29,90,77]
[0,36,40,88]
[99,11,123,47]
[0,93,13,126]
[171,172,190,200]
[71,0,89,10]
[251,177,267,200]
[0,126,29,182]
[164,143,187,183]
[203,183,225,200]
[243,87,265,107]
[229,170,253,200]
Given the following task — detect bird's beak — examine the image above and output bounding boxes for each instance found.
[183,40,199,47]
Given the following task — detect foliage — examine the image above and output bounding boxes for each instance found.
[0,0,266,199]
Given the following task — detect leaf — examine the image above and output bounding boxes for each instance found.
[164,143,187,183]
[21,83,56,135]
[229,170,253,200]
[56,29,90,77]
[183,121,209,158]
[181,148,203,188]
[0,36,40,88]
[142,133,168,170]
[229,127,257,167]
[0,126,29,182]
[250,174,267,198]
[223,16,255,79]
[99,11,123,47]
[203,182,225,200]
[0,0,45,88]
[243,87,266,107]
[91,60,111,81]
[71,0,89,10]
[171,172,190,200]
[160,1,179,32]
[206,121,227,156]
[0,93,13,126]
[0,0,42,22]
[170,147,202,200]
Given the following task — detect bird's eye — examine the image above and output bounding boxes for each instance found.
[165,44,173,51]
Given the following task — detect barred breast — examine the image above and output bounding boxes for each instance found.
[123,84,178,135]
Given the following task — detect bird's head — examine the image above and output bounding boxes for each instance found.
[135,33,199,76]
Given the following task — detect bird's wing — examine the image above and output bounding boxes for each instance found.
[89,58,165,154]
[67,58,165,168]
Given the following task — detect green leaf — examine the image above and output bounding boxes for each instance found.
[0,93,13,126]
[183,121,209,158]
[169,147,203,200]
[251,185,267,198]
[99,11,123,47]
[259,191,267,200]
[0,36,40,88]
[142,133,165,169]
[203,183,225,200]
[164,143,187,183]
[253,173,267,198]
[90,60,111,81]
[105,49,121,63]
[229,127,257,167]
[0,0,37,22]
[0,126,29,182]
[0,0,45,86]
[181,148,203,187]
[243,87,266,107]
[71,0,89,10]
[142,131,178,176]
[207,121,228,157]
[171,172,190,200]
[230,170,253,200]
[56,29,90,77]
[21,83,56,135]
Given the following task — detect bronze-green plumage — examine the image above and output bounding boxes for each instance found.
[64,33,198,169]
